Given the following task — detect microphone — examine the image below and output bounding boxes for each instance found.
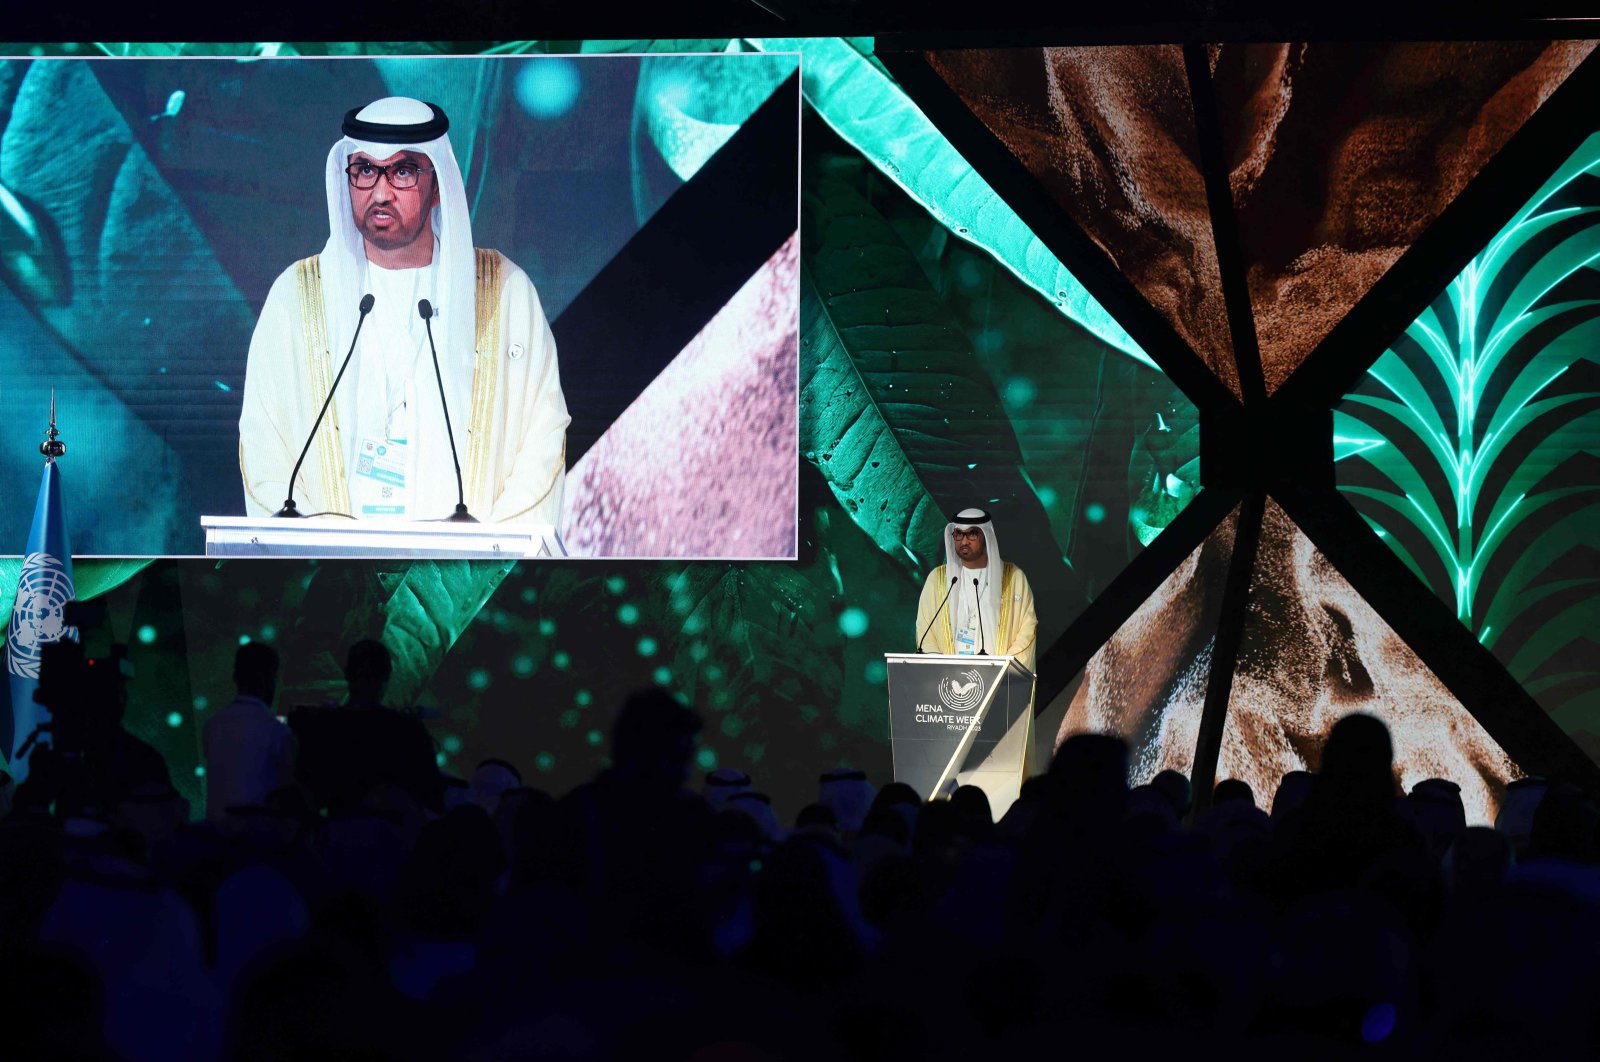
[418,299,475,523]
[277,293,375,518]
[917,575,959,653]
[973,577,987,655]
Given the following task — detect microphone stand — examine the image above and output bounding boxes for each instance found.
[418,299,476,522]
[917,575,959,652]
[974,577,987,655]
[278,294,375,518]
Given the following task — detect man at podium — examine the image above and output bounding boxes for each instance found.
[914,508,1037,670]
[239,96,570,525]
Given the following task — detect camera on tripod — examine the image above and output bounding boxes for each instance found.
[23,600,134,760]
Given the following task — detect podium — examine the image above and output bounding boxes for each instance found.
[200,516,566,559]
[885,653,1036,816]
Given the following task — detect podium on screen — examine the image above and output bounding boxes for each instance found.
[199,516,565,559]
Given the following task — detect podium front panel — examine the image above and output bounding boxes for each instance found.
[885,654,1034,801]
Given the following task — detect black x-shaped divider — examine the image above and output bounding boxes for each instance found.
[880,33,1600,806]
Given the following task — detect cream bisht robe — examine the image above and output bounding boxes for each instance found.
[914,560,1040,783]
[915,561,1037,671]
[239,249,568,525]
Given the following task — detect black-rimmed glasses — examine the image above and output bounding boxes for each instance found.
[346,160,433,190]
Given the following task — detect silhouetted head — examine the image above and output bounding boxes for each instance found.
[817,768,875,835]
[1272,770,1315,821]
[1320,713,1394,784]
[1528,782,1600,864]
[1441,826,1510,895]
[950,784,993,829]
[343,639,392,707]
[1214,778,1255,807]
[1048,732,1130,813]
[795,802,839,832]
[233,642,279,704]
[1151,768,1193,818]
[609,686,702,791]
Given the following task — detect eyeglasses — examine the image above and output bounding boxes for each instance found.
[345,160,433,190]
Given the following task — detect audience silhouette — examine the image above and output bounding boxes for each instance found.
[2,640,1596,1059]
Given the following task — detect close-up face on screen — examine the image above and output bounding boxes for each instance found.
[0,52,801,559]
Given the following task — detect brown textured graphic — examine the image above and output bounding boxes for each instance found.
[1057,505,1238,783]
[1057,498,1521,823]
[1219,500,1519,824]
[1209,40,1595,393]
[926,46,1240,398]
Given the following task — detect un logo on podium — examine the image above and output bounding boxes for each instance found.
[938,668,985,712]
[6,551,76,680]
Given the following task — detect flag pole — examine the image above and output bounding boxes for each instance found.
[41,388,65,463]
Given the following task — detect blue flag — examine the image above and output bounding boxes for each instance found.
[5,460,76,784]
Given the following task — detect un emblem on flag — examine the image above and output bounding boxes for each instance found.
[6,551,76,679]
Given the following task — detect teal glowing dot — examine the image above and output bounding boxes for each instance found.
[617,603,640,626]
[515,58,581,120]
[468,668,491,691]
[695,746,717,770]
[1037,485,1058,507]
[259,624,277,641]
[705,664,724,683]
[193,765,206,778]
[435,752,447,767]
[520,587,537,604]
[214,380,232,392]
[653,666,672,685]
[721,715,744,737]
[192,695,210,711]
[605,574,627,595]
[539,618,557,637]
[165,711,183,728]
[237,634,251,646]
[749,859,763,872]
[637,637,658,658]
[442,734,463,754]
[864,659,887,684]
[711,689,731,708]
[586,729,603,746]
[1085,503,1107,524]
[1002,377,1036,409]
[512,655,535,677]
[552,650,571,669]
[683,613,706,634]
[838,608,870,638]
[575,689,592,707]
[535,752,555,773]
[558,708,580,728]
[136,625,157,644]
[690,643,709,663]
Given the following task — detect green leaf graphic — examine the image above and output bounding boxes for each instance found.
[748,36,1152,373]
[1339,131,1600,730]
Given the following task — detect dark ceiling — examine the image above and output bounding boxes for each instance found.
[12,3,1600,46]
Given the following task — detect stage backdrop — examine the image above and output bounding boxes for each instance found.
[6,37,1595,823]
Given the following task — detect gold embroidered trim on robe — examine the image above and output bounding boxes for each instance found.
[933,561,1019,655]
[466,248,504,503]
[295,255,349,513]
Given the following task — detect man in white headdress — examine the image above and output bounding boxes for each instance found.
[239,97,569,525]
[914,508,1037,670]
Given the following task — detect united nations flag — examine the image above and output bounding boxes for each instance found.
[5,455,75,784]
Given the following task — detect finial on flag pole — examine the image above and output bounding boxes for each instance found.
[40,389,65,462]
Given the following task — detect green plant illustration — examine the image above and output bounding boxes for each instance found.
[1338,131,1600,739]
